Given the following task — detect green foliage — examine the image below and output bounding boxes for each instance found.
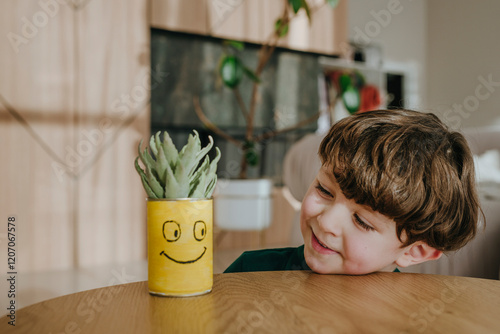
[219,53,261,88]
[288,0,311,21]
[223,40,245,51]
[342,86,360,114]
[275,18,289,37]
[339,73,351,93]
[220,55,244,88]
[135,130,221,199]
[289,0,301,13]
[245,149,259,167]
[220,55,243,88]
[243,140,259,167]
[242,65,261,84]
[300,0,311,21]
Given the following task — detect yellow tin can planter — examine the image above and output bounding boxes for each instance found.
[147,198,213,297]
[135,130,220,297]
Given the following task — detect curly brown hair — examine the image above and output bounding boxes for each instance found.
[319,109,482,252]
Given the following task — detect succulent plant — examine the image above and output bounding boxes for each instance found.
[135,130,221,199]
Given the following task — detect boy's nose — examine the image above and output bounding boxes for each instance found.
[317,203,347,236]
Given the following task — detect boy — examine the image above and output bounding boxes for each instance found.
[224,109,481,274]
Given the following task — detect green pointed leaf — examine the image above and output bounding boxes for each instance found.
[193,155,210,181]
[209,147,221,173]
[144,161,164,198]
[190,171,207,198]
[223,40,245,51]
[179,130,202,177]
[189,156,211,198]
[149,132,159,157]
[155,147,168,185]
[193,135,214,172]
[134,157,158,198]
[275,18,289,37]
[138,137,164,198]
[242,66,261,84]
[220,55,244,88]
[189,156,210,197]
[205,147,221,181]
[164,159,181,198]
[205,176,217,198]
[160,131,178,169]
[245,149,259,167]
[204,147,221,197]
[172,157,190,197]
[154,132,163,161]
[189,157,208,198]
[141,148,155,169]
[189,172,201,196]
[300,0,311,22]
[289,0,301,13]
[243,140,255,149]
[137,141,156,177]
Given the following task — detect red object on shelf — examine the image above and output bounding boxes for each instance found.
[359,84,381,113]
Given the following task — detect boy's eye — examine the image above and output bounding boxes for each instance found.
[315,183,333,198]
[354,214,375,232]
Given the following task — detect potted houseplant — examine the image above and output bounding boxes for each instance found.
[194,0,340,231]
[135,130,220,296]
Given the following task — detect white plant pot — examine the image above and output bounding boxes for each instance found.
[214,179,273,231]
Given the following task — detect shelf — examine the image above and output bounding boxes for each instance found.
[318,56,384,73]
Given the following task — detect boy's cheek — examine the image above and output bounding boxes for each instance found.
[301,193,321,215]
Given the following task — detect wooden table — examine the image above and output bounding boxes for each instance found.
[2,271,500,333]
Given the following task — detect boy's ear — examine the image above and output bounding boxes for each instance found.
[395,242,443,268]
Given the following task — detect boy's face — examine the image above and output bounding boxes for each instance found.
[300,165,409,275]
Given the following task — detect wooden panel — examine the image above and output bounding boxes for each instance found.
[208,0,281,43]
[151,0,348,55]
[285,0,349,54]
[151,0,208,34]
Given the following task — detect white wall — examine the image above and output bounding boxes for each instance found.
[348,0,428,107]
[348,0,500,129]
[427,0,500,129]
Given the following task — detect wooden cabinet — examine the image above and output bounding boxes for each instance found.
[151,0,348,55]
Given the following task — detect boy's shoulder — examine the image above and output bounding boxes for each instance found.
[224,246,310,273]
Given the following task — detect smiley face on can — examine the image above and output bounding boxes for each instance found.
[160,220,208,264]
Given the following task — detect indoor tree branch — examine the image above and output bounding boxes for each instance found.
[246,1,289,141]
[254,112,321,142]
[193,96,242,147]
[233,87,249,121]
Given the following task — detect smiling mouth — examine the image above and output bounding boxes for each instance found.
[311,233,338,255]
[160,247,207,264]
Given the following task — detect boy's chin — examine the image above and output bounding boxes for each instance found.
[305,254,396,275]
[304,253,343,275]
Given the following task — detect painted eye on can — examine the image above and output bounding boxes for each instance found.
[163,221,181,242]
[193,221,207,241]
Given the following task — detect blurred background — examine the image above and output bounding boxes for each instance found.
[1,0,500,314]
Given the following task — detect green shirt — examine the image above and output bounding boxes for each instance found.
[224,245,310,273]
[224,245,401,273]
